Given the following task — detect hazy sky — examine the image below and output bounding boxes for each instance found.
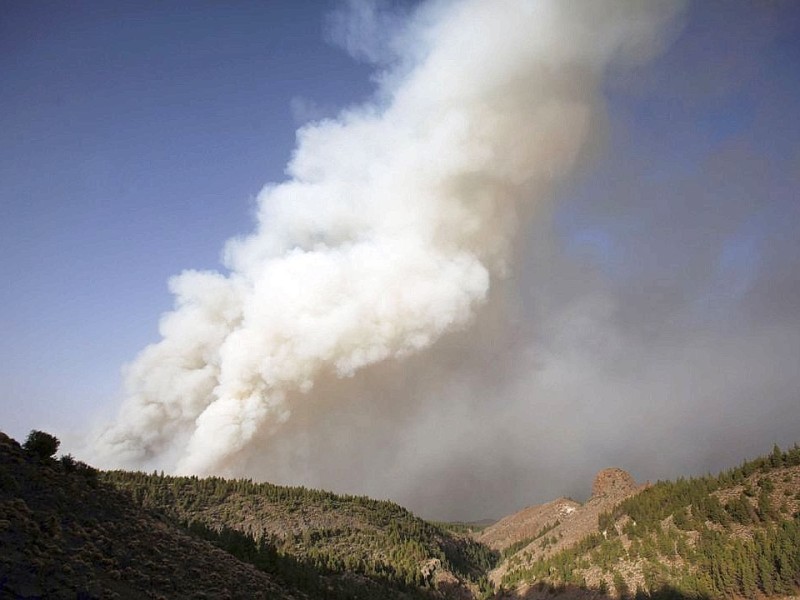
[2,1,799,520]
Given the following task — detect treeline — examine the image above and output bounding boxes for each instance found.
[501,532,606,589]
[606,443,800,538]
[501,443,800,599]
[103,469,402,517]
[183,519,436,599]
[501,520,561,561]
[432,520,492,535]
[103,469,498,595]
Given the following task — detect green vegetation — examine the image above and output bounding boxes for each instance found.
[432,520,494,534]
[183,519,435,599]
[103,469,498,597]
[4,429,798,600]
[501,520,561,560]
[609,444,800,537]
[0,431,303,599]
[22,429,60,459]
[501,444,800,599]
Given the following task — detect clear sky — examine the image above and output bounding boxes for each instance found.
[2,1,799,519]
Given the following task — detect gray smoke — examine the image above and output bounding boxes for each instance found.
[90,0,800,520]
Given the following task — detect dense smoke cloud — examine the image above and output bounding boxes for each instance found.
[91,0,681,478]
[90,0,800,521]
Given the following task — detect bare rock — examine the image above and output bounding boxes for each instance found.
[591,468,636,498]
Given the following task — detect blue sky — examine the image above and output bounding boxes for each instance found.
[2,0,375,440]
[2,0,799,515]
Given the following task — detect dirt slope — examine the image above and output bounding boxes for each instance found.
[479,498,581,552]
[487,468,645,585]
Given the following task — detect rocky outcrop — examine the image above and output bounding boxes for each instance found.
[487,468,645,587]
[591,468,637,498]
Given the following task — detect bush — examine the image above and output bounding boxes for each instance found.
[23,430,60,459]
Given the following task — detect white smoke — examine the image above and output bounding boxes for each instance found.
[91,0,683,476]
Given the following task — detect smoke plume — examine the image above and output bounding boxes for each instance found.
[91,2,683,486]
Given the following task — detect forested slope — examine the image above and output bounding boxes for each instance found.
[0,432,305,600]
[3,426,798,600]
[498,445,800,599]
[103,469,498,599]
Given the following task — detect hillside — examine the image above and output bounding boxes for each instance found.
[0,431,305,600]
[478,497,581,553]
[482,469,645,587]
[496,445,800,599]
[3,428,799,600]
[102,469,497,599]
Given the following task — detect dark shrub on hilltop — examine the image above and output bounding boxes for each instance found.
[22,429,60,459]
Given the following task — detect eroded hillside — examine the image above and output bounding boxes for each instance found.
[483,468,646,588]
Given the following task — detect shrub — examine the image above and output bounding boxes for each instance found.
[23,430,60,459]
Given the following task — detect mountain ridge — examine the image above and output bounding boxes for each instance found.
[482,468,646,588]
[495,445,800,599]
[2,429,799,600]
[0,431,307,600]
